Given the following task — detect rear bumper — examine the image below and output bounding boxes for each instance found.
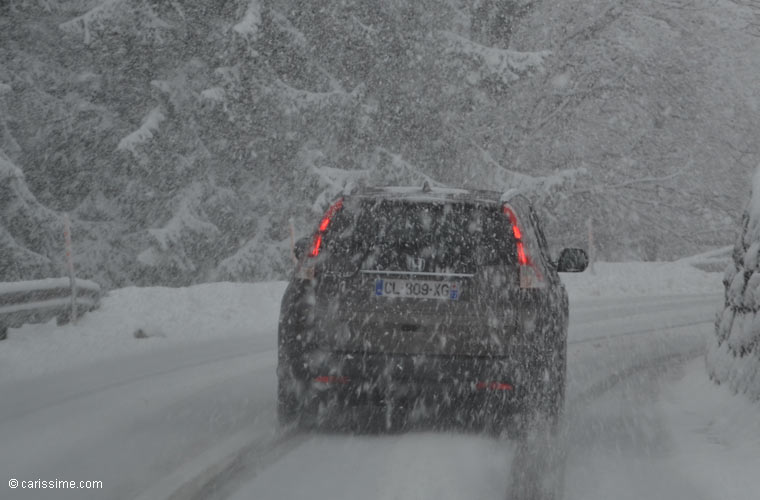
[280,349,549,411]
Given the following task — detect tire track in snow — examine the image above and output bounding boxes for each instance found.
[0,347,275,424]
[164,429,310,500]
[568,318,713,346]
[567,346,705,411]
[507,320,711,500]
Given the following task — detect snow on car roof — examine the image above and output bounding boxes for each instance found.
[355,185,509,204]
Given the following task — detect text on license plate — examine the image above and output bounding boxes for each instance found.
[374,279,459,300]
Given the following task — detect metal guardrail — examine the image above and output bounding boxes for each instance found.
[0,278,101,340]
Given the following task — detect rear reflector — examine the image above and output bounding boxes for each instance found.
[476,381,514,391]
[314,375,350,384]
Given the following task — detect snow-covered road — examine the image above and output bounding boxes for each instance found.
[0,338,276,500]
[222,293,720,500]
[1,262,757,500]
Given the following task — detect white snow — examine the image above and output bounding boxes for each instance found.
[378,186,472,195]
[3,260,757,500]
[231,434,512,500]
[271,9,308,47]
[136,247,160,266]
[550,71,571,89]
[150,78,172,93]
[677,245,733,270]
[138,182,223,272]
[440,31,550,84]
[200,86,225,101]
[748,167,760,241]
[60,0,170,45]
[499,168,589,203]
[147,193,220,253]
[0,261,722,382]
[0,281,286,381]
[565,358,760,500]
[74,71,99,83]
[0,278,100,315]
[0,277,100,295]
[0,150,24,178]
[659,359,760,500]
[116,106,165,154]
[233,0,262,38]
[0,297,97,315]
[561,260,721,298]
[272,78,353,115]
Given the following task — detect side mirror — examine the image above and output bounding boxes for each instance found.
[293,236,311,262]
[557,248,589,273]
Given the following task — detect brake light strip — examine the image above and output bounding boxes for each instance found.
[502,205,529,266]
[476,381,514,391]
[309,198,344,257]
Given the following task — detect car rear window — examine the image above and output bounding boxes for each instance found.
[321,199,516,274]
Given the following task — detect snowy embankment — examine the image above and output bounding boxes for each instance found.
[0,261,720,382]
[562,260,721,298]
[0,282,286,381]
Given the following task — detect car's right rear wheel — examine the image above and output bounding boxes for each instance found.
[503,359,566,439]
[530,362,566,437]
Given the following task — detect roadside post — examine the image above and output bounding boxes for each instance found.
[587,217,596,275]
[64,214,78,324]
[289,218,298,267]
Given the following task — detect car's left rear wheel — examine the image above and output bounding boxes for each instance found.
[277,374,303,427]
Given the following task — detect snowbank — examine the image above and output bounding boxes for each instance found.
[566,357,760,500]
[659,358,760,499]
[0,260,723,383]
[0,281,287,381]
[707,168,760,400]
[561,260,721,299]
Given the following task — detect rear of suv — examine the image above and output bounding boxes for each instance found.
[277,186,588,434]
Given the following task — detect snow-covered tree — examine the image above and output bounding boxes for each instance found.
[2,0,758,286]
[502,0,759,258]
[0,150,62,280]
[708,166,760,400]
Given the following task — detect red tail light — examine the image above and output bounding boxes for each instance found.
[309,198,344,258]
[308,234,323,258]
[476,381,514,391]
[502,204,545,288]
[319,198,344,232]
[314,375,350,384]
[502,205,530,266]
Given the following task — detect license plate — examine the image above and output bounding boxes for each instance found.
[374,279,460,300]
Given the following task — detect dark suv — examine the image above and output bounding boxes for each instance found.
[277,185,587,434]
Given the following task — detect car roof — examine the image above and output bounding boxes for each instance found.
[351,185,527,206]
